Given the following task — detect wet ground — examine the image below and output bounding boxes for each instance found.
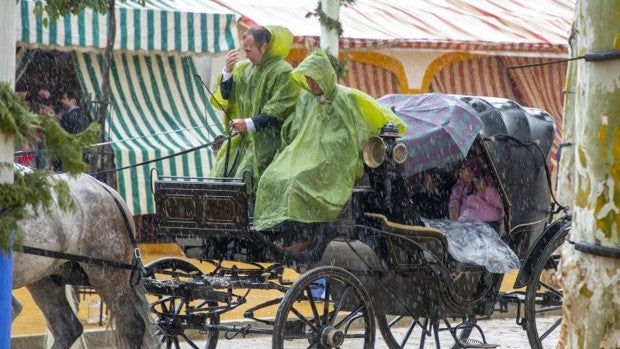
[153,316,559,348]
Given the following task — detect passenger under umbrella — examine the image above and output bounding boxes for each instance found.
[449,158,503,232]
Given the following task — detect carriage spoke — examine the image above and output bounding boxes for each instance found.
[329,285,352,324]
[538,280,562,298]
[539,318,562,342]
[290,305,319,332]
[322,281,331,323]
[536,304,563,315]
[399,318,417,347]
[305,285,322,326]
[333,304,363,329]
[179,333,201,349]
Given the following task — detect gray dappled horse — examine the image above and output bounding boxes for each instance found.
[12,173,155,349]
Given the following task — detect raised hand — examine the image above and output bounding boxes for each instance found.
[225,49,240,73]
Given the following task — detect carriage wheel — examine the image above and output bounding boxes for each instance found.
[376,315,473,349]
[144,257,220,349]
[524,229,567,349]
[272,266,376,349]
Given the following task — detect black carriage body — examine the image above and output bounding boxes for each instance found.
[152,94,559,320]
[350,95,558,318]
[463,96,556,259]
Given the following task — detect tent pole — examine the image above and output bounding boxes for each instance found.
[320,0,340,57]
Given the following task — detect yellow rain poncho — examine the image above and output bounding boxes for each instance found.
[253,48,406,231]
[209,26,300,188]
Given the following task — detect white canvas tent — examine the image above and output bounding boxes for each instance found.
[17,0,239,215]
[213,0,572,170]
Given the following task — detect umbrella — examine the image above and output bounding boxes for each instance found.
[377,93,484,177]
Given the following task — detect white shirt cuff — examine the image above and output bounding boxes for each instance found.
[244,118,256,132]
[222,70,232,82]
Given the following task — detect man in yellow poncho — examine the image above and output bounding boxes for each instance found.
[253,48,407,231]
[209,26,300,189]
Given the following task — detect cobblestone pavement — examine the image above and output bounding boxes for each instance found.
[172,316,558,348]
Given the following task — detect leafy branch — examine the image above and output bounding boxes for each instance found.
[305,0,356,36]
[32,0,144,27]
[305,0,355,79]
[0,82,99,252]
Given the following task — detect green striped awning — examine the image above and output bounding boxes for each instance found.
[74,51,225,215]
[18,0,238,54]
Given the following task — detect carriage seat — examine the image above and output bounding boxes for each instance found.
[364,213,484,273]
[365,213,448,267]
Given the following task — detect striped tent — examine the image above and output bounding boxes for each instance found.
[18,0,237,54]
[17,1,239,215]
[74,51,223,214]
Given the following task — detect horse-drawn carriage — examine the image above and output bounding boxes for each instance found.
[144,93,571,349]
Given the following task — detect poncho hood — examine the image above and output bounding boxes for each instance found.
[261,26,294,65]
[291,48,337,98]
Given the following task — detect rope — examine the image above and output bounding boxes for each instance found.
[89,134,233,176]
[506,50,620,70]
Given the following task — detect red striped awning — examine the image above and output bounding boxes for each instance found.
[214,0,573,55]
[429,56,566,172]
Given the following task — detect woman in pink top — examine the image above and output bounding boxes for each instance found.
[449,159,504,232]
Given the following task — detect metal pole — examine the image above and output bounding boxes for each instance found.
[0,240,12,349]
[0,0,17,347]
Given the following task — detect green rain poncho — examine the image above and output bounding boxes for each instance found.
[210,26,299,188]
[253,48,406,231]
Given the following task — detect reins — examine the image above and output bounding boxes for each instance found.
[21,246,136,271]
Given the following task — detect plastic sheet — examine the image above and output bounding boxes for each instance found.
[422,219,520,273]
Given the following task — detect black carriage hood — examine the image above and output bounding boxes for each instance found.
[456,95,557,232]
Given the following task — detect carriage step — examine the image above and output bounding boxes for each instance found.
[458,338,499,348]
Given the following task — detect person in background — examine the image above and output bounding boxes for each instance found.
[14,87,38,168]
[412,171,451,219]
[449,158,503,232]
[59,90,90,134]
[209,26,300,190]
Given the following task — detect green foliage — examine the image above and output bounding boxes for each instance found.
[0,81,99,252]
[305,0,356,36]
[326,52,348,80]
[33,0,145,26]
[40,117,100,174]
[0,81,39,146]
[0,171,74,252]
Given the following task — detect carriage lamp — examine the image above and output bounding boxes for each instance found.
[378,121,400,138]
[363,136,386,168]
[392,143,409,164]
[380,122,408,165]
